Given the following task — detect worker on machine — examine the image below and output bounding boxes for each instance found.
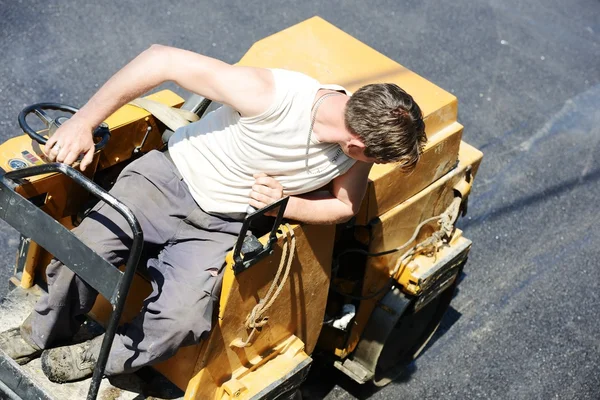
[0,45,425,383]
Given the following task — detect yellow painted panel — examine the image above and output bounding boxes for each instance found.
[98,90,184,169]
[185,224,333,398]
[217,336,309,399]
[0,135,50,175]
[340,141,483,356]
[103,89,184,129]
[397,230,471,295]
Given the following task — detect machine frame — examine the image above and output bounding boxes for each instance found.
[0,16,483,400]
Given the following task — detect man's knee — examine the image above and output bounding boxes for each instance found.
[179,297,215,345]
[145,288,216,348]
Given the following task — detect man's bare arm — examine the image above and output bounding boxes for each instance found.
[251,161,373,224]
[46,45,274,169]
[160,46,274,117]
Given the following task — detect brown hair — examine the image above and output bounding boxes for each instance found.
[344,83,426,171]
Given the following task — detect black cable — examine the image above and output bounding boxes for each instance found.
[332,246,402,276]
[330,246,401,299]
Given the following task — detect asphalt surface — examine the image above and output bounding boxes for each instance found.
[1,1,599,399]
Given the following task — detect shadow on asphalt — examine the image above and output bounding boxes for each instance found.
[301,348,421,399]
[302,303,463,399]
[461,166,600,230]
[461,169,600,230]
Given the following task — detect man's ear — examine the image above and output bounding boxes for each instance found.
[346,138,367,159]
[348,136,366,151]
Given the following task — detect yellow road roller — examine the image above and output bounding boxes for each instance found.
[0,16,482,400]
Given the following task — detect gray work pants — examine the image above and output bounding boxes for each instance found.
[29,150,242,375]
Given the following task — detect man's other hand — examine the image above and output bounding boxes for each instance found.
[44,117,96,171]
[249,173,283,213]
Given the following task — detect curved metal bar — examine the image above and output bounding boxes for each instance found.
[2,163,143,400]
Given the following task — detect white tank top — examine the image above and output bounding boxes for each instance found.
[168,68,356,219]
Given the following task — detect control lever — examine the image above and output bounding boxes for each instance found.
[232,197,289,275]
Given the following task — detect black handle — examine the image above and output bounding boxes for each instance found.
[232,197,289,275]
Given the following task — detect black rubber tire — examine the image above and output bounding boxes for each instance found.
[371,279,458,387]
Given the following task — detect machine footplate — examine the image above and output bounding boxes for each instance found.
[0,285,183,400]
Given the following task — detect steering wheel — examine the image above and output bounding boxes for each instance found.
[18,103,110,151]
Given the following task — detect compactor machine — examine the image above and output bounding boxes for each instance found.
[0,17,482,400]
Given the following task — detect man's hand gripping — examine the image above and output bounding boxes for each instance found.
[249,173,283,216]
[44,117,96,172]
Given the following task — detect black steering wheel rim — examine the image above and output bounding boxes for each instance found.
[18,102,110,151]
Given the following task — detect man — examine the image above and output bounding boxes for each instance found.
[0,45,426,382]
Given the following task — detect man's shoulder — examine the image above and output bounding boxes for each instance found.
[270,69,350,96]
[268,68,319,86]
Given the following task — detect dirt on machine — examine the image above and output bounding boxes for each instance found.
[0,17,483,400]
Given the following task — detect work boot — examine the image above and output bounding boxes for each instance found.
[41,334,104,383]
[0,327,43,365]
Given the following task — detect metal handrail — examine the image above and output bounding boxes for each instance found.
[0,163,143,400]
